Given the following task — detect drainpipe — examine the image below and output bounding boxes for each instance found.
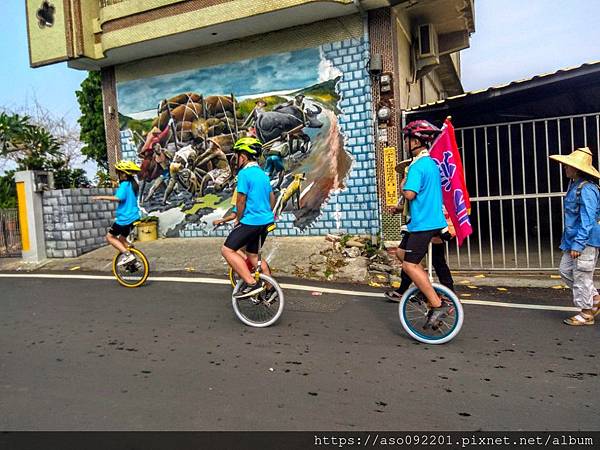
[354,0,381,245]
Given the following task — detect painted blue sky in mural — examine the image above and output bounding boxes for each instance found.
[117,47,325,116]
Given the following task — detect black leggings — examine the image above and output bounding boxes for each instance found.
[397,242,454,294]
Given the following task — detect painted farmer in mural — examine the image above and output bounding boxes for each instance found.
[163,142,201,204]
[195,139,233,196]
[240,99,267,129]
[143,142,173,202]
[117,46,352,236]
[138,124,171,199]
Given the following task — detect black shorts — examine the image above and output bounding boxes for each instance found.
[399,229,442,264]
[224,223,273,254]
[108,222,135,238]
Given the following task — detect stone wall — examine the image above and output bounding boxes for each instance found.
[42,188,117,258]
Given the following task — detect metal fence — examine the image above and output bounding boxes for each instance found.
[0,209,21,258]
[445,112,600,271]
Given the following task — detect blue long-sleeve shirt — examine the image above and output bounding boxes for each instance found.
[560,179,600,252]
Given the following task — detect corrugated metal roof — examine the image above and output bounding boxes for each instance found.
[406,60,600,112]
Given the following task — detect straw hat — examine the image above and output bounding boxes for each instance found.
[549,147,600,179]
[395,158,411,174]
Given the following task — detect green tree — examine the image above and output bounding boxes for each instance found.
[0,111,61,170]
[52,165,90,189]
[0,111,90,196]
[0,172,17,209]
[76,71,108,170]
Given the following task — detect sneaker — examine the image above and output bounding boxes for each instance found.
[118,252,136,266]
[233,281,265,299]
[260,286,278,304]
[384,290,403,302]
[424,302,451,329]
[126,260,143,273]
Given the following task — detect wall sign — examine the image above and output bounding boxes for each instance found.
[383,146,399,207]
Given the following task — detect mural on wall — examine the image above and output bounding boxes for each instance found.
[117,47,353,236]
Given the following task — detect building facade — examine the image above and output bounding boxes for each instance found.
[26,0,474,239]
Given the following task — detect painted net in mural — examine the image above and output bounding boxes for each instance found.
[118,47,352,236]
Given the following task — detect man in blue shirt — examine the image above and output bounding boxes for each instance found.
[222,137,275,298]
[396,121,448,317]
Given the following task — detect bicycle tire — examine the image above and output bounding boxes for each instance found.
[112,247,150,288]
[232,274,284,327]
[398,283,463,344]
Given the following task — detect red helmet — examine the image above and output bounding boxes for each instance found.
[402,120,441,143]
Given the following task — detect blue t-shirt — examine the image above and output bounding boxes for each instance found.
[236,164,274,226]
[560,180,600,252]
[403,156,447,232]
[114,180,140,225]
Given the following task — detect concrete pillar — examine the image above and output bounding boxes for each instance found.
[15,171,53,263]
[101,66,121,177]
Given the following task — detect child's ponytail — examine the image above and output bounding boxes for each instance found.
[128,174,139,197]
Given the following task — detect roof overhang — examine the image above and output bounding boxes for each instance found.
[404,61,600,127]
[70,0,399,70]
[392,0,475,95]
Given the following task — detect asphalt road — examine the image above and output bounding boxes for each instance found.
[1,275,598,431]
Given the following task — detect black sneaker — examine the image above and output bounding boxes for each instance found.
[424,302,451,329]
[233,282,265,299]
[384,290,403,302]
[260,287,278,304]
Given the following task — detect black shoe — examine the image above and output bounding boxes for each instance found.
[260,287,278,304]
[424,302,451,329]
[234,282,265,299]
[384,290,403,302]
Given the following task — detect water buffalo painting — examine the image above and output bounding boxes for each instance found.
[117,45,354,236]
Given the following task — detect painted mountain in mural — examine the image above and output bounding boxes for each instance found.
[291,77,341,111]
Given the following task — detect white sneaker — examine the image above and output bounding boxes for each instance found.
[117,252,136,266]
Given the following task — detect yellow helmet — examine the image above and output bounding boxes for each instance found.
[233,137,262,157]
[115,160,141,175]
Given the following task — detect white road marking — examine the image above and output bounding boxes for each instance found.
[0,273,578,312]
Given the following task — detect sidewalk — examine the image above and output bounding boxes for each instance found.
[0,236,578,290]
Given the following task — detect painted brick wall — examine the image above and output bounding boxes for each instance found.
[121,129,137,160]
[42,188,117,258]
[118,25,381,238]
[305,23,380,237]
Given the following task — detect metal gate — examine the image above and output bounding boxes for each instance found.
[0,209,22,257]
[446,112,600,271]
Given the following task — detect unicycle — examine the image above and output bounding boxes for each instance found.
[398,243,463,344]
[112,223,150,288]
[231,223,284,327]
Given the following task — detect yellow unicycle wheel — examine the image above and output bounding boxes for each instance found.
[228,267,239,288]
[112,247,150,288]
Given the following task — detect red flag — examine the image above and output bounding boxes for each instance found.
[429,118,473,246]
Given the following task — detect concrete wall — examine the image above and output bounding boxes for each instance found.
[25,0,69,67]
[392,7,449,109]
[42,188,116,258]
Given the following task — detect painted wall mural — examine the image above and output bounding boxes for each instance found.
[117,41,377,237]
